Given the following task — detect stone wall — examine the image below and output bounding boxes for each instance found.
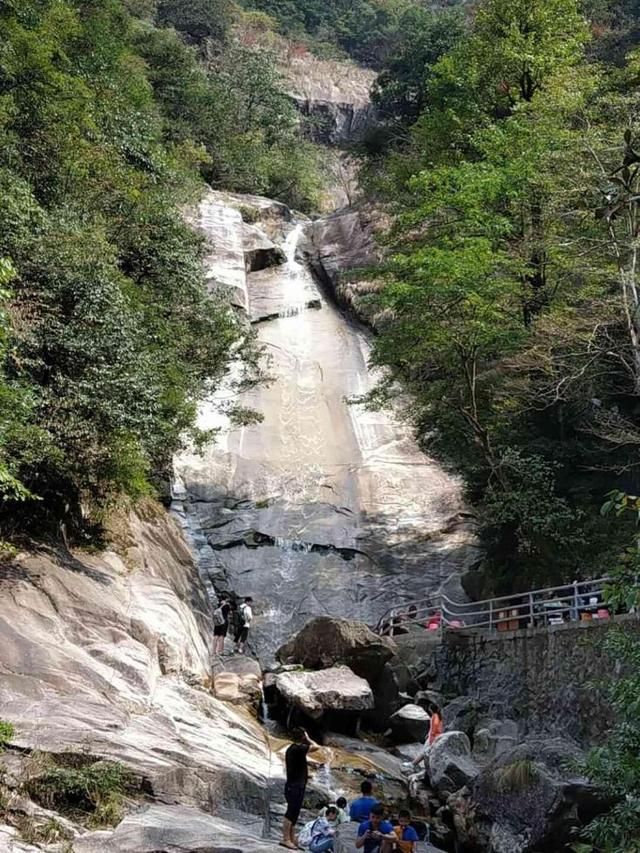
[430,616,640,744]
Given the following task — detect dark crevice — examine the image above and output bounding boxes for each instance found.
[207,529,375,563]
[250,299,322,325]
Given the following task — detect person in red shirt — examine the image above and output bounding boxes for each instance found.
[412,703,443,772]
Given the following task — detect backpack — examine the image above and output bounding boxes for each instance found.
[213,605,226,627]
[298,819,318,848]
[238,603,250,627]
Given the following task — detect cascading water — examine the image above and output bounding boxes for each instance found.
[174,191,477,663]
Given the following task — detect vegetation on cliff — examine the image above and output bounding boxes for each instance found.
[362,0,640,593]
[0,0,318,536]
[238,0,468,67]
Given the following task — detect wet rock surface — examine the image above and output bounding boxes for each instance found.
[174,193,478,664]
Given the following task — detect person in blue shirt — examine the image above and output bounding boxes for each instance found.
[355,805,395,853]
[349,780,380,823]
[393,810,421,853]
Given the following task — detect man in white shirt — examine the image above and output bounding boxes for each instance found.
[235,596,253,654]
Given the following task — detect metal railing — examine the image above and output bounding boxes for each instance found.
[376,577,613,637]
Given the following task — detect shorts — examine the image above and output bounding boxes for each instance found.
[235,626,249,643]
[284,783,305,824]
[213,624,228,637]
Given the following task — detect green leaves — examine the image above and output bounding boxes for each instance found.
[0,0,268,533]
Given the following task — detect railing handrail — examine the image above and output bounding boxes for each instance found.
[376,576,611,635]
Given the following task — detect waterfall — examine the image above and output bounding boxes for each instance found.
[173,190,476,663]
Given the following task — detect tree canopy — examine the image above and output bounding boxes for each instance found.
[362,0,640,592]
[0,0,320,537]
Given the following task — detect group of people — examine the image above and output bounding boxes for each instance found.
[212,595,253,655]
[282,721,442,853]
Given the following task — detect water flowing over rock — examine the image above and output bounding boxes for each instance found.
[173,192,478,664]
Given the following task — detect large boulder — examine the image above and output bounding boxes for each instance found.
[242,222,286,272]
[470,738,606,853]
[73,804,283,853]
[274,665,373,719]
[277,617,396,682]
[472,719,519,764]
[442,696,482,739]
[428,732,480,795]
[389,704,430,744]
[212,654,263,706]
[303,207,382,327]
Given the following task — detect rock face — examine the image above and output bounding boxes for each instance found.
[279,52,377,146]
[73,804,283,853]
[174,193,478,663]
[0,511,281,824]
[275,666,373,718]
[470,738,603,853]
[428,732,480,795]
[303,206,383,327]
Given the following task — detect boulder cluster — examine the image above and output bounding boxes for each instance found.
[269,616,607,853]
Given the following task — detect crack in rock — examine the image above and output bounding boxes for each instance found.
[207,529,375,563]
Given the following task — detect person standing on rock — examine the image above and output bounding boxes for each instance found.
[234,596,253,654]
[282,728,320,850]
[412,702,443,771]
[212,596,231,655]
[409,702,443,795]
[355,805,395,853]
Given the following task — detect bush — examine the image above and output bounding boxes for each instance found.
[23,755,134,826]
[0,721,14,750]
[496,759,539,793]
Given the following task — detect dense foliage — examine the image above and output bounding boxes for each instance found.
[0,0,317,536]
[238,0,464,67]
[577,492,640,852]
[362,0,640,592]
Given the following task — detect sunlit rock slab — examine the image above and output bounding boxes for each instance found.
[0,514,282,815]
[73,805,284,853]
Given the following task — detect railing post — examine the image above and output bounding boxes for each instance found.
[573,581,579,622]
[489,599,494,632]
[528,592,534,627]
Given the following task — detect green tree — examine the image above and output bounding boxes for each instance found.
[156,0,232,44]
[578,491,640,852]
